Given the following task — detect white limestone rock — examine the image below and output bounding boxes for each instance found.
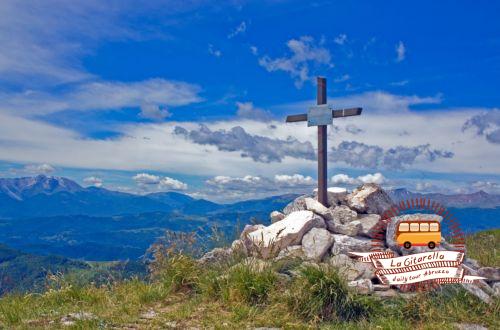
[326,220,362,236]
[301,228,334,261]
[270,211,286,223]
[346,183,393,214]
[304,197,335,221]
[331,205,357,224]
[282,196,309,215]
[331,234,372,255]
[313,187,348,207]
[358,214,382,238]
[245,210,325,259]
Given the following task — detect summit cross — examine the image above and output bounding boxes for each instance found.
[285,77,363,207]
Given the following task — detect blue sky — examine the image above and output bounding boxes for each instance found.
[0,0,499,201]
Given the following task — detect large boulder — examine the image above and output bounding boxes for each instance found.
[304,197,334,221]
[270,211,285,223]
[358,214,382,238]
[313,187,348,207]
[386,213,442,253]
[331,234,372,255]
[329,254,374,281]
[244,210,325,259]
[331,205,357,224]
[326,220,361,236]
[301,228,334,261]
[346,183,392,214]
[283,196,309,215]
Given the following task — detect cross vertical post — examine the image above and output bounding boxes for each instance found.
[317,77,328,207]
[285,76,362,208]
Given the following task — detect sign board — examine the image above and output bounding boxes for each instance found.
[307,105,332,127]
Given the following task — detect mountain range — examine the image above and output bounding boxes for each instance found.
[0,175,498,262]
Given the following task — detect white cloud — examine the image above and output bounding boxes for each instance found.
[331,173,385,185]
[133,172,187,191]
[83,176,103,187]
[208,44,222,57]
[19,163,55,175]
[274,174,315,187]
[395,41,406,62]
[140,104,171,121]
[358,172,385,184]
[334,34,347,45]
[1,78,202,116]
[159,177,188,190]
[133,173,160,185]
[228,21,247,39]
[236,102,272,121]
[250,46,258,55]
[334,74,350,83]
[331,174,358,185]
[257,36,332,88]
[0,92,498,177]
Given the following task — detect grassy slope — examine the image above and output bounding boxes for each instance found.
[0,230,498,329]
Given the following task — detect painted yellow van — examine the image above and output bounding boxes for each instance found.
[396,221,441,249]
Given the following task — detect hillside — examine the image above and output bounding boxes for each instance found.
[0,228,497,329]
[0,244,89,295]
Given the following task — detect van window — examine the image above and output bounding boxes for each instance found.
[410,223,419,232]
[420,223,429,232]
[429,223,439,232]
[399,223,409,232]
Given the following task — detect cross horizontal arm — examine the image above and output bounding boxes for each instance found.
[285,107,362,123]
[332,107,363,118]
[285,113,308,122]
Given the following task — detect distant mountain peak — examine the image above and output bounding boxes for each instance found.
[0,175,83,201]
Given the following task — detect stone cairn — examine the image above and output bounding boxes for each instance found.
[200,183,499,303]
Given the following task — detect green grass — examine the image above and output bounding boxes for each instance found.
[465,229,499,267]
[0,229,498,329]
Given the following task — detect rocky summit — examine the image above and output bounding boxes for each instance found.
[200,183,499,303]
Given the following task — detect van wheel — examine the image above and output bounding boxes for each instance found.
[403,241,411,249]
[428,241,436,249]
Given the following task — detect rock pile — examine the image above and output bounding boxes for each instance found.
[200,183,499,303]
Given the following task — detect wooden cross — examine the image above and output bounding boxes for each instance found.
[285,77,362,207]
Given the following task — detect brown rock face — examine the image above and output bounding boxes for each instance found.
[346,183,393,214]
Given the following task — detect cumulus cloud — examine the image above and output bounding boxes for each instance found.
[358,172,385,184]
[133,173,160,185]
[462,109,500,144]
[20,163,55,175]
[133,173,187,191]
[257,36,332,88]
[330,141,454,170]
[204,173,316,201]
[395,41,406,62]
[331,174,358,185]
[331,172,385,185]
[228,21,247,39]
[159,177,188,190]
[173,124,315,163]
[274,174,315,187]
[236,102,272,121]
[83,176,103,187]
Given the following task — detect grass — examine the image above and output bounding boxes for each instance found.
[464,229,499,267]
[0,229,498,329]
